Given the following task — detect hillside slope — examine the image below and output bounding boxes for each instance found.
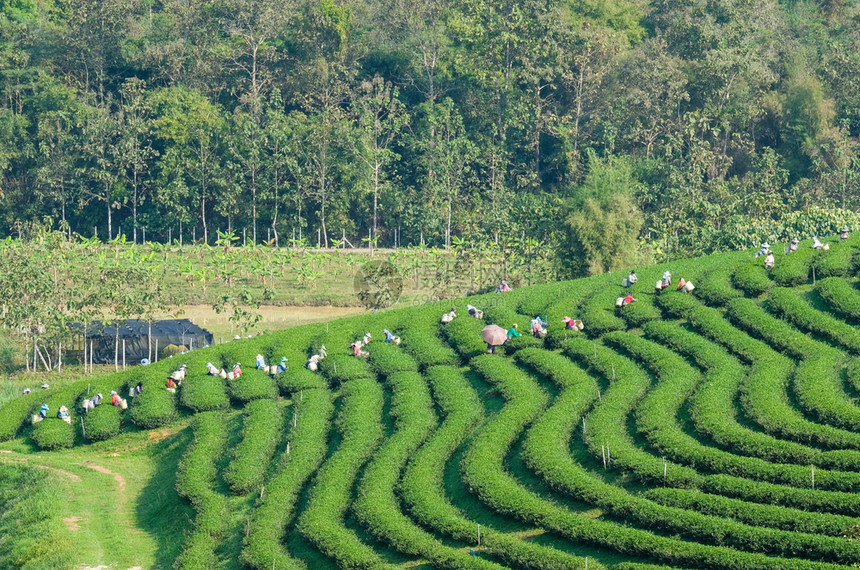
[3,234,860,569]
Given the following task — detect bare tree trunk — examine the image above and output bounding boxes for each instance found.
[106,183,112,241]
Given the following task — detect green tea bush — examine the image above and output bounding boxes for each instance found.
[174,411,228,570]
[693,259,743,306]
[400,364,602,569]
[767,287,860,354]
[813,240,858,278]
[770,247,817,286]
[82,403,121,442]
[228,370,278,403]
[277,367,327,393]
[731,261,772,296]
[180,376,229,412]
[241,389,334,569]
[816,277,860,322]
[128,370,177,429]
[441,316,488,359]
[30,418,74,450]
[225,399,284,494]
[367,342,419,374]
[296,377,389,568]
[0,392,39,441]
[318,354,374,386]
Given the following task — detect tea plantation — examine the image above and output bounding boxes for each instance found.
[5,235,860,569]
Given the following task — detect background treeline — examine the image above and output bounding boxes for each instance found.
[0,0,859,275]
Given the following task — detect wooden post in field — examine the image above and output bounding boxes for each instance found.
[123,339,126,370]
[286,441,290,455]
[477,524,480,546]
[582,417,586,433]
[58,343,62,372]
[81,417,86,438]
[155,339,159,363]
[663,457,667,478]
[25,339,29,372]
[602,445,606,468]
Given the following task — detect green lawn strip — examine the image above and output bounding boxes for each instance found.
[464,353,846,570]
[241,388,334,569]
[353,362,501,568]
[296,377,396,569]
[728,296,860,435]
[0,461,76,568]
[0,422,196,568]
[224,398,285,495]
[400,364,594,570]
[517,346,860,561]
[174,411,230,570]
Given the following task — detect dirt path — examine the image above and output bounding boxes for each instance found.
[74,461,127,493]
[63,516,83,531]
[0,453,82,481]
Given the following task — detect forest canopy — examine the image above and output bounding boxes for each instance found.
[0,0,859,274]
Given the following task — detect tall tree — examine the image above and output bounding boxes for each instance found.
[116,79,157,243]
[351,75,407,242]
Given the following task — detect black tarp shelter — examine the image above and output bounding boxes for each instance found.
[79,319,214,364]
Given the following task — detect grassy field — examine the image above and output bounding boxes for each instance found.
[5,235,860,569]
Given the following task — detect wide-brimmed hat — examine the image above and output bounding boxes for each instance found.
[761,242,770,248]
[841,227,849,232]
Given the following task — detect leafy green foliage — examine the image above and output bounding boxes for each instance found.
[83,403,122,442]
[224,399,284,495]
[180,376,229,412]
[31,418,75,450]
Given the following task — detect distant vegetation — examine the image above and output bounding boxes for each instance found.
[0,0,858,270]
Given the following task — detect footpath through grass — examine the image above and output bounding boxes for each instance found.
[0,420,194,569]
